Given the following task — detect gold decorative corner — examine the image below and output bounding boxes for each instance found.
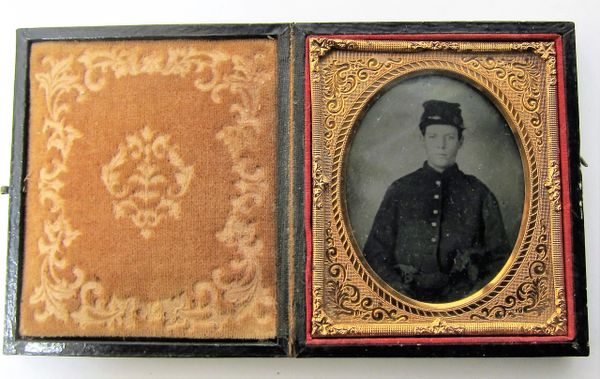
[415,318,466,335]
[521,289,567,335]
[321,223,407,323]
[311,311,357,336]
[510,42,556,60]
[461,52,547,151]
[320,57,395,157]
[312,287,357,336]
[510,42,557,85]
[309,38,358,78]
[471,224,550,321]
[544,160,562,212]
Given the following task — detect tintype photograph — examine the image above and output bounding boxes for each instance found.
[346,74,524,304]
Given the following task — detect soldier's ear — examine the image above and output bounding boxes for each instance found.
[458,135,464,148]
[420,133,426,148]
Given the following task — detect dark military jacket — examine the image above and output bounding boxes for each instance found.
[364,163,509,303]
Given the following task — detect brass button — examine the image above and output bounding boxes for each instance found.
[431,222,437,227]
[434,194,440,199]
[431,237,437,243]
[433,209,439,215]
[435,180,441,186]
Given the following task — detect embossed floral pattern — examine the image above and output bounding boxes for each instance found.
[101,126,194,239]
[24,42,276,338]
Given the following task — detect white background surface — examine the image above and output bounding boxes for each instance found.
[0,0,597,377]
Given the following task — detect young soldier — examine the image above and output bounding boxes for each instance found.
[364,100,509,303]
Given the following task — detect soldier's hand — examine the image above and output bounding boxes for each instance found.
[394,263,418,284]
[468,264,479,282]
[451,249,470,273]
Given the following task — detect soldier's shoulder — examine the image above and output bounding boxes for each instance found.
[389,168,426,190]
[463,173,493,194]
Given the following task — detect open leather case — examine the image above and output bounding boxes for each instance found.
[3,22,589,357]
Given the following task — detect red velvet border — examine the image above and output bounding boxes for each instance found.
[304,33,575,346]
[304,35,315,347]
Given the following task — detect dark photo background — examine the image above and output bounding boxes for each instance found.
[345,73,525,252]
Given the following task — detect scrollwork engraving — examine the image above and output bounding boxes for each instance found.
[461,54,546,150]
[544,160,562,212]
[471,225,550,321]
[320,57,402,156]
[312,156,329,210]
[415,318,466,335]
[319,223,407,327]
[521,289,567,335]
[406,41,461,51]
[309,38,358,78]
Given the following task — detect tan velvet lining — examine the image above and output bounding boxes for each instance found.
[20,39,278,339]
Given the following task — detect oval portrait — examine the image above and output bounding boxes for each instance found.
[345,73,525,304]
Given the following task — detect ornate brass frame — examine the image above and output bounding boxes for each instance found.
[309,37,567,337]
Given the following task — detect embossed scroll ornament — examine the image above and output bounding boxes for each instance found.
[311,222,407,336]
[310,38,567,338]
[102,126,194,239]
[28,46,275,337]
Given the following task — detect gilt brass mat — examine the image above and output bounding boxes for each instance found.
[309,38,567,337]
[20,39,278,339]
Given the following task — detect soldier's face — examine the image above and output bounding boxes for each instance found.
[421,124,463,173]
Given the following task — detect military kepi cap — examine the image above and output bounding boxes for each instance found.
[419,100,464,133]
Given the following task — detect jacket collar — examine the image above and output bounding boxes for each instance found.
[422,161,462,180]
